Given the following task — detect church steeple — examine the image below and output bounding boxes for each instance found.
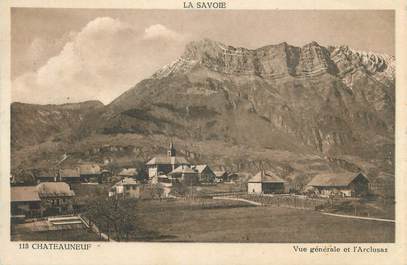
[167,142,176,157]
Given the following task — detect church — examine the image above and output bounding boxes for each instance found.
[146,143,190,179]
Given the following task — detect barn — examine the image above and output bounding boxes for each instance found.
[168,165,199,185]
[59,168,81,183]
[79,163,101,182]
[191,165,216,183]
[307,172,369,197]
[248,171,288,194]
[11,186,42,219]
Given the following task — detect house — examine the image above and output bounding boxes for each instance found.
[224,173,239,183]
[192,165,216,183]
[37,175,58,183]
[79,163,101,182]
[192,165,211,183]
[37,182,75,215]
[248,171,288,194]
[109,177,140,198]
[37,169,58,183]
[59,168,81,183]
[11,186,42,219]
[214,171,227,183]
[146,143,190,179]
[118,168,138,178]
[307,172,369,197]
[168,165,199,185]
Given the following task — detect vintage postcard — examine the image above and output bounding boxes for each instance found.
[0,0,406,264]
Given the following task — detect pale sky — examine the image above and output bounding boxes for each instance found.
[11,9,394,105]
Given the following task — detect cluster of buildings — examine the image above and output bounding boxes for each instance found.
[248,171,370,198]
[11,141,373,222]
[109,143,237,198]
[54,163,110,183]
[145,143,232,185]
[11,163,111,184]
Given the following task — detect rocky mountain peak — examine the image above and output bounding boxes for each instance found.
[330,45,394,77]
[153,39,394,81]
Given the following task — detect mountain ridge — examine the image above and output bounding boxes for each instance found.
[153,39,394,81]
[11,39,395,184]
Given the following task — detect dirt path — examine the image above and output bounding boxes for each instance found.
[322,212,395,223]
[214,196,395,223]
[213,196,262,206]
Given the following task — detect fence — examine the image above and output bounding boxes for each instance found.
[79,214,113,241]
[201,191,247,197]
[214,193,328,210]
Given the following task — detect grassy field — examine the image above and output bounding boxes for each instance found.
[319,198,395,220]
[130,199,394,243]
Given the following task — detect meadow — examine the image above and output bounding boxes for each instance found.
[128,199,394,243]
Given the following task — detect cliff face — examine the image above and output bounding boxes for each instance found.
[105,39,394,161]
[11,39,395,179]
[153,39,393,80]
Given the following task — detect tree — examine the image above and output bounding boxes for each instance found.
[85,197,139,241]
[150,183,165,200]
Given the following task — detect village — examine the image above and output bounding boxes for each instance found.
[10,142,394,242]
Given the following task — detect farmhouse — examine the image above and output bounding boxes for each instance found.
[248,171,288,194]
[79,163,101,182]
[169,165,199,185]
[36,169,58,183]
[59,168,81,183]
[224,173,239,183]
[37,182,75,215]
[11,182,75,218]
[192,165,216,183]
[307,172,369,197]
[109,177,140,198]
[146,143,190,178]
[11,186,42,218]
[214,171,227,183]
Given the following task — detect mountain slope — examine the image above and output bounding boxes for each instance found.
[11,39,395,182]
[96,39,394,162]
[11,100,104,148]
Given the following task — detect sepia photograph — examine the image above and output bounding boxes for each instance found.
[8,8,397,244]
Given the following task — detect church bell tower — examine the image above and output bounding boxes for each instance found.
[167,142,176,157]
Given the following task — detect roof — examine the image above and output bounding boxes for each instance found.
[113,177,139,187]
[118,168,138,176]
[59,168,80,178]
[146,156,190,166]
[37,182,75,197]
[11,186,41,202]
[169,165,197,175]
[79,164,101,175]
[36,169,57,178]
[248,171,287,183]
[307,172,368,187]
[192,165,209,173]
[214,171,227,177]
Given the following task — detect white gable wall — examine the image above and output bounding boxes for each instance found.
[248,182,262,194]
